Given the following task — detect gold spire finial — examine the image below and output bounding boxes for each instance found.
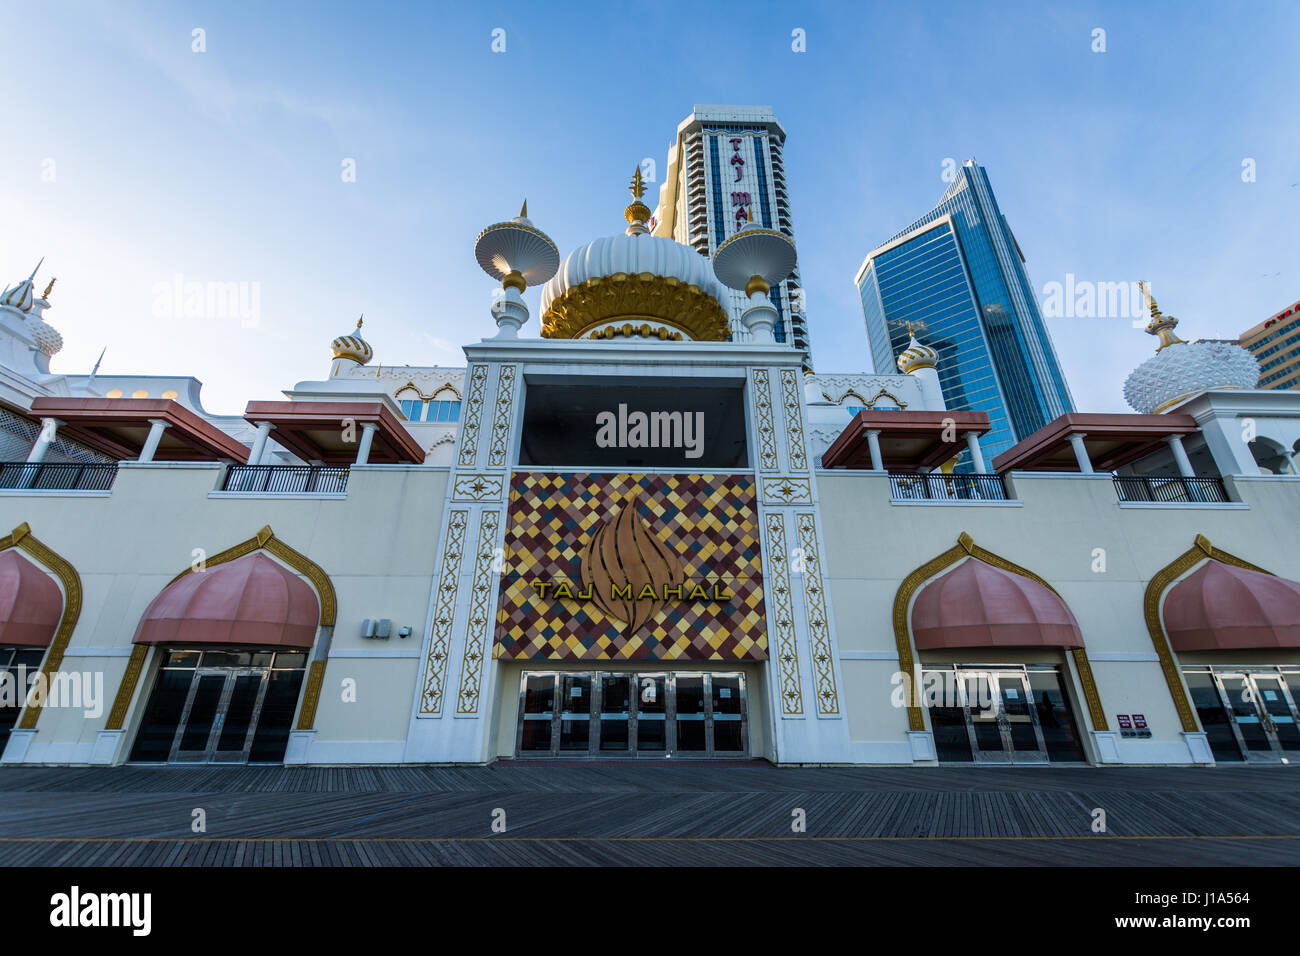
[357,314,364,330]
[906,321,915,339]
[623,165,652,236]
[1138,280,1185,351]
[519,199,528,218]
[41,277,56,300]
[1139,280,1160,318]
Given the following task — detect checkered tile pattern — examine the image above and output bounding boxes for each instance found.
[494,473,767,660]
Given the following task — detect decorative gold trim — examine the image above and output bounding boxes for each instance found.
[456,509,502,714]
[452,474,505,501]
[752,369,779,471]
[864,387,908,410]
[0,523,82,731]
[890,532,1108,733]
[588,322,684,341]
[1143,534,1270,732]
[419,509,469,714]
[487,364,517,468]
[795,513,839,715]
[296,660,327,730]
[457,364,489,468]
[541,273,729,343]
[760,477,813,505]
[395,381,463,403]
[764,513,804,716]
[780,369,808,472]
[167,525,336,626]
[714,227,797,258]
[105,645,149,730]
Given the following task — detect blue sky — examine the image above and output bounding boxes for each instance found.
[2,0,1297,414]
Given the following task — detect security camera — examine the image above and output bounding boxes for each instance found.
[398,625,412,639]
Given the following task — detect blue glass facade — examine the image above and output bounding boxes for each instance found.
[857,161,1074,465]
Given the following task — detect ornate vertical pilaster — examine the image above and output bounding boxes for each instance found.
[749,363,848,761]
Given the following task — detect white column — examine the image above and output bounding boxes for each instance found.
[355,421,379,465]
[248,421,274,464]
[138,419,170,463]
[25,417,61,464]
[964,431,987,474]
[1165,434,1195,477]
[1067,432,1094,474]
[865,428,884,471]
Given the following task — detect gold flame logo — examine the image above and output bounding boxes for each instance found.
[579,492,685,633]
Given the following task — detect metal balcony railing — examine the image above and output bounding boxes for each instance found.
[0,461,118,491]
[889,472,1009,501]
[1113,475,1229,503]
[222,464,349,494]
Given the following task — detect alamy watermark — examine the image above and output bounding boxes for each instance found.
[151,273,261,327]
[0,667,104,719]
[595,404,704,459]
[1040,275,1148,323]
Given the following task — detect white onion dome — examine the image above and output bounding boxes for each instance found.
[1123,289,1259,413]
[0,260,42,313]
[897,331,939,373]
[331,316,373,365]
[539,169,731,342]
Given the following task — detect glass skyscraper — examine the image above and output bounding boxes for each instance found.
[855,160,1074,464]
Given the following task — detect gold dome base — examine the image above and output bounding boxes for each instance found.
[541,272,730,342]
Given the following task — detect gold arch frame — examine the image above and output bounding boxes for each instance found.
[105,525,337,732]
[891,531,1108,733]
[1143,533,1271,732]
[0,522,82,730]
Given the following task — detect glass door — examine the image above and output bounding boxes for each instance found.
[635,675,667,754]
[954,667,1051,764]
[515,671,747,758]
[171,667,270,762]
[1210,670,1300,762]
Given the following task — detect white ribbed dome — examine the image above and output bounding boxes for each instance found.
[1124,340,1260,413]
[540,233,728,315]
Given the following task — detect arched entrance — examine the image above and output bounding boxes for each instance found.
[894,533,1107,764]
[127,551,321,763]
[1151,537,1300,764]
[0,549,62,751]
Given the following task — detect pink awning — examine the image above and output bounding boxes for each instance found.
[1164,561,1300,651]
[133,553,318,648]
[0,550,62,647]
[912,557,1083,649]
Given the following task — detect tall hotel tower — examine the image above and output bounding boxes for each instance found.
[855,160,1075,463]
[652,105,811,361]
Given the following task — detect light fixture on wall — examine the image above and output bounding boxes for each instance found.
[361,619,394,639]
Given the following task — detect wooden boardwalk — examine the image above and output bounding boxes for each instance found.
[0,762,1297,865]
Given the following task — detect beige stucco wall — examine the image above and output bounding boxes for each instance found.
[815,470,1300,758]
[0,462,447,760]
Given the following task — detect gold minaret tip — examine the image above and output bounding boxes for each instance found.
[41,277,56,300]
[357,314,364,330]
[519,199,528,219]
[629,165,646,199]
[1138,280,1185,351]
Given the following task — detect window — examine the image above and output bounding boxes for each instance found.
[398,399,424,421]
[427,400,461,423]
